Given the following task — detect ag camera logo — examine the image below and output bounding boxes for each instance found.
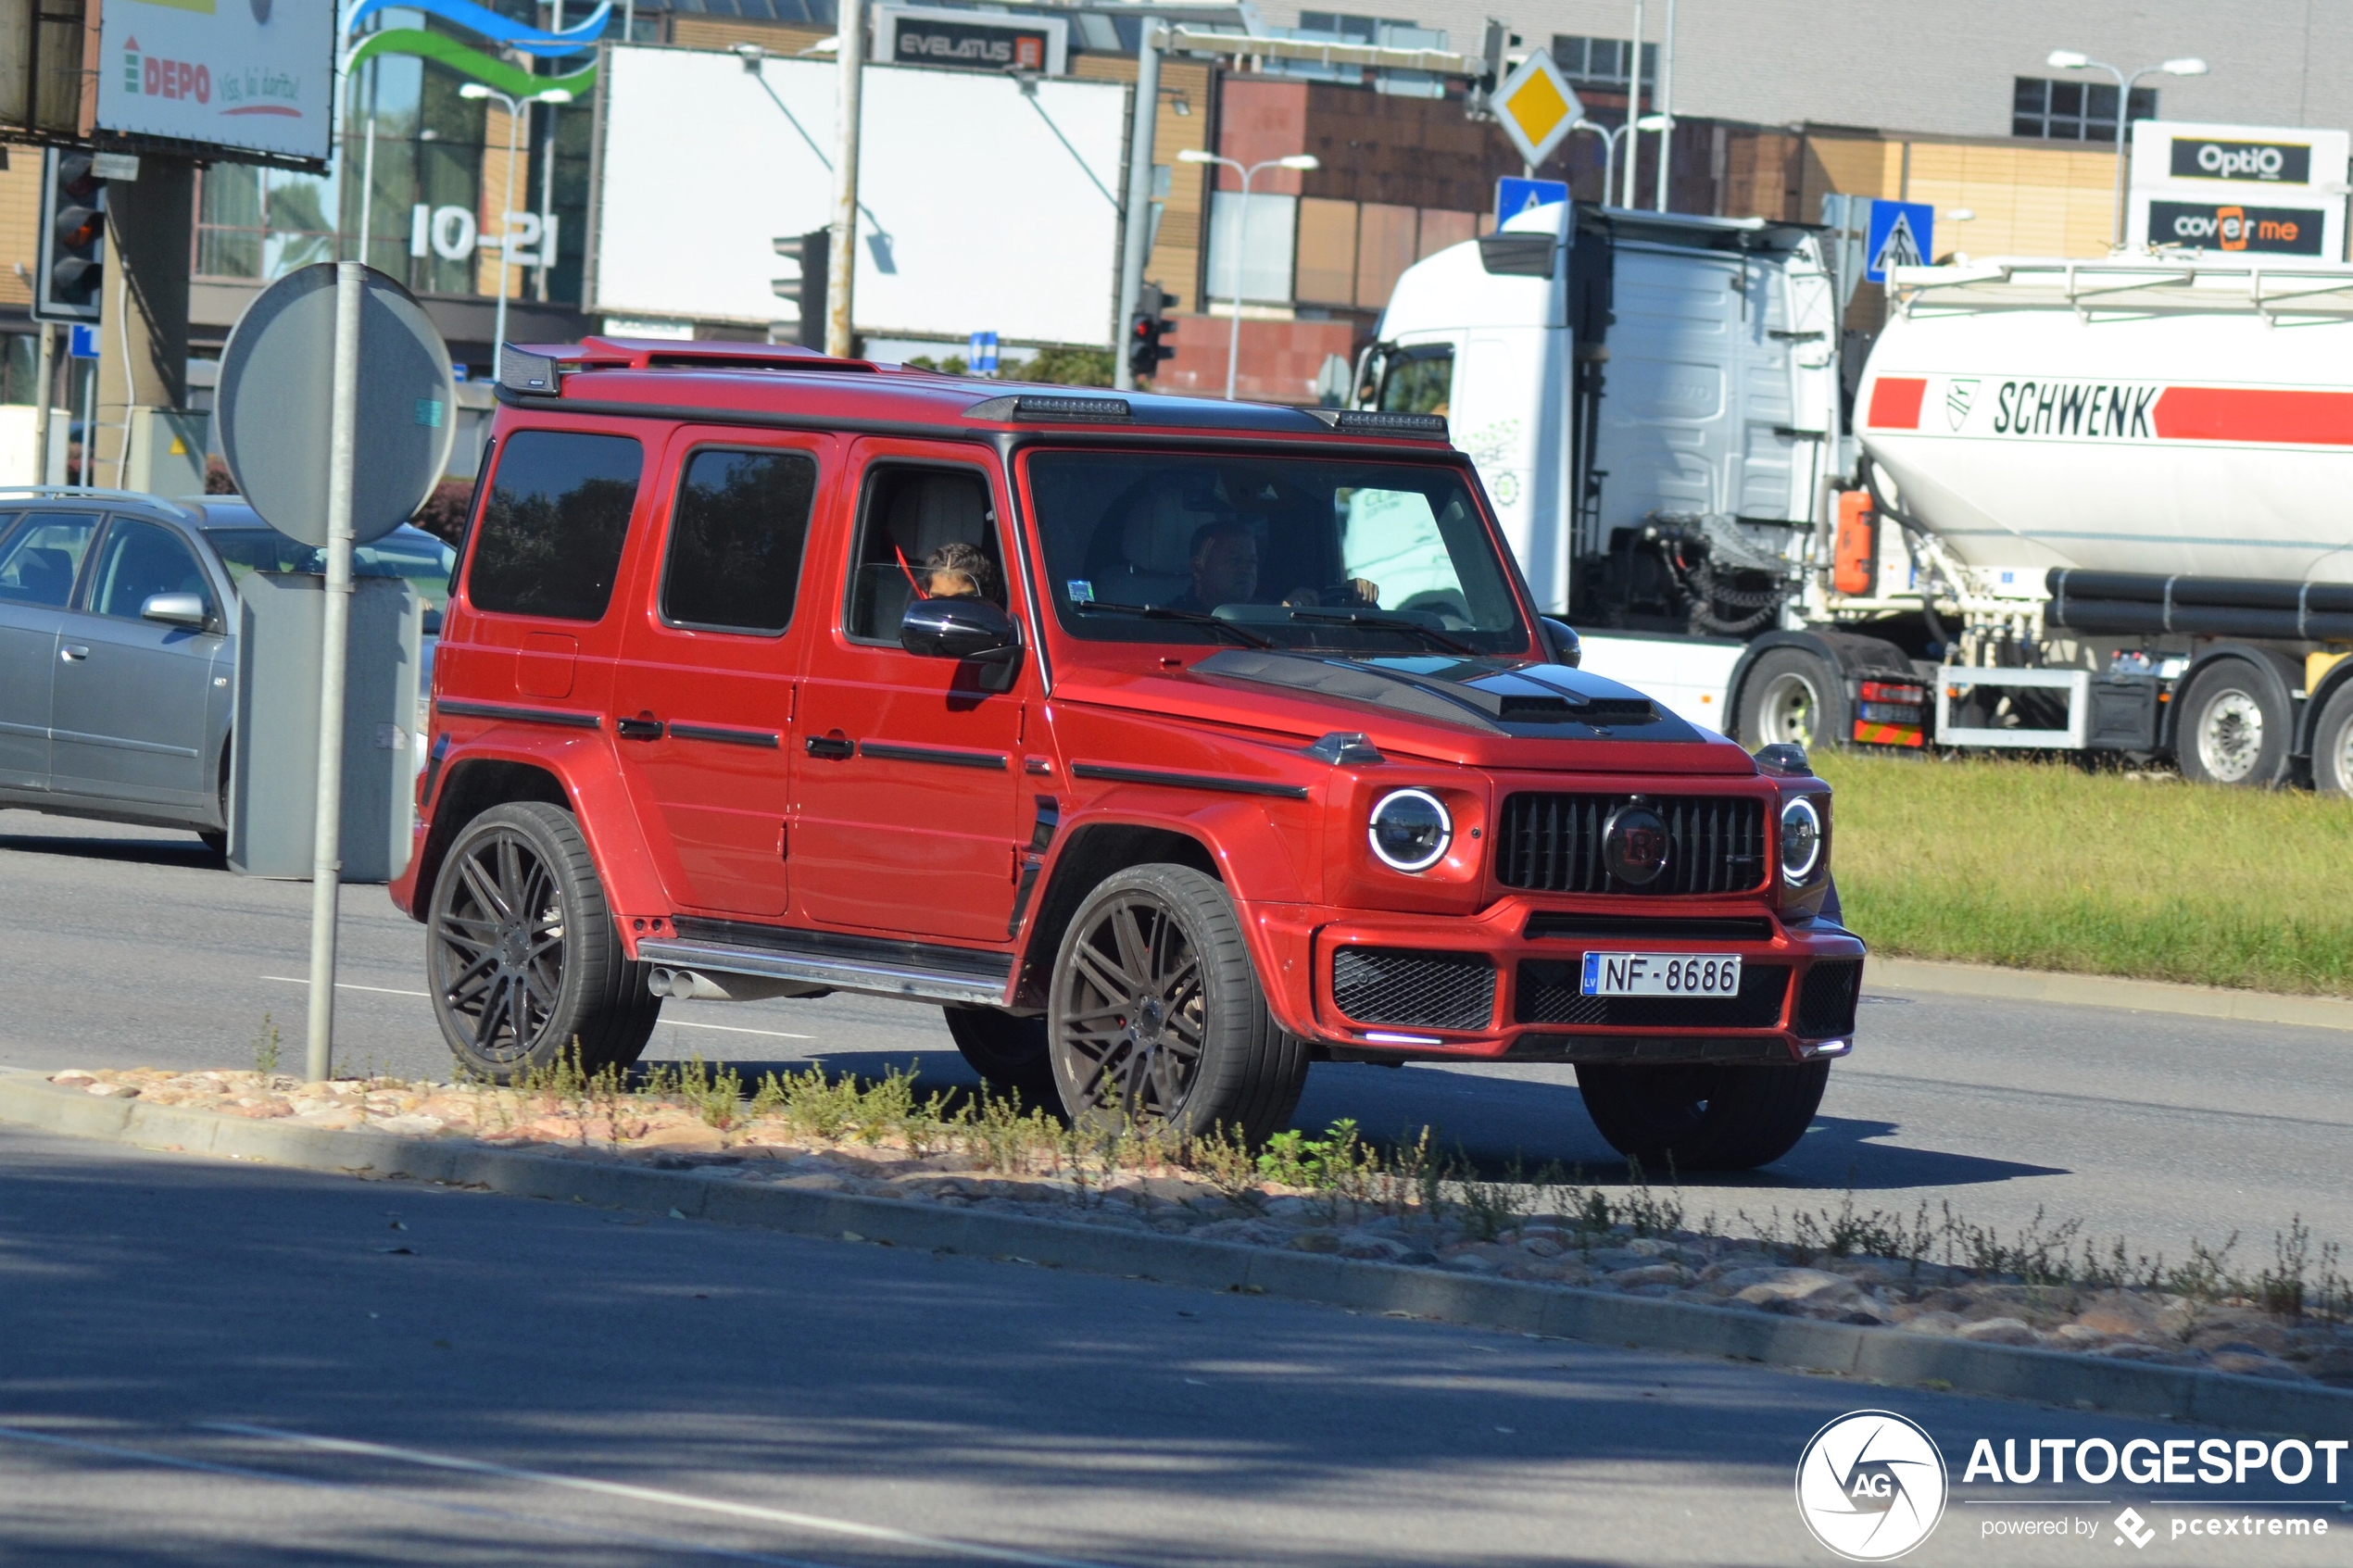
[1796,1411,1948,1561]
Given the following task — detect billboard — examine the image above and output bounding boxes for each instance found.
[2128,120,2349,260]
[588,44,1125,347]
[97,0,336,164]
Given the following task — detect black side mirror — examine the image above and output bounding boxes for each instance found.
[900,596,1021,663]
[1540,616,1581,668]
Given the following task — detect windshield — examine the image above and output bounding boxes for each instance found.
[1026,452,1529,656]
[204,526,459,620]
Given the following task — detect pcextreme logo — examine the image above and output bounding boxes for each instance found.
[1795,1411,1948,1561]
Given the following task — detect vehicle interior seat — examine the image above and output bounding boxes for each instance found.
[5,547,75,606]
[1111,488,1220,608]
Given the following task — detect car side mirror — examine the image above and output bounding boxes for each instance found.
[901,596,1021,663]
[1540,616,1581,667]
[422,607,444,636]
[141,592,212,630]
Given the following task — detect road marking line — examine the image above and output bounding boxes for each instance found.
[205,1423,1129,1568]
[258,976,814,1040]
[260,975,429,998]
[0,1424,848,1567]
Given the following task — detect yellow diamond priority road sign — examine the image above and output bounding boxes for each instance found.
[1494,50,1582,169]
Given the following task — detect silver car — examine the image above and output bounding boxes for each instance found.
[0,488,453,854]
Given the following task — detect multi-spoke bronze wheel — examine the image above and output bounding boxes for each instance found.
[426,801,658,1081]
[1047,864,1308,1143]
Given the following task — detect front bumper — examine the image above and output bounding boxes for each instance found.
[1252,896,1866,1066]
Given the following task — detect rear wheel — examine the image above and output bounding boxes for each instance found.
[1047,864,1307,1144]
[1575,1060,1830,1172]
[2176,660,2289,786]
[1739,649,1847,751]
[2310,682,2353,798]
[943,1006,1058,1107]
[426,801,659,1082]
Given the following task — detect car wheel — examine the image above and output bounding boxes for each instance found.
[1048,863,1307,1144]
[1575,1060,1830,1173]
[2176,660,2289,787]
[2310,682,2353,798]
[1739,649,1847,751]
[426,801,659,1082]
[943,1006,1058,1107]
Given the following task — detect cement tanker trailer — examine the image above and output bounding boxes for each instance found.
[1854,254,2353,793]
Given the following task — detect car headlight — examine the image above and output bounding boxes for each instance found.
[1368,788,1452,872]
[1780,797,1823,883]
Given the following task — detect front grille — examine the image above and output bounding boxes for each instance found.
[1795,959,1863,1036]
[1495,792,1768,895]
[1332,947,1497,1031]
[1514,960,1790,1028]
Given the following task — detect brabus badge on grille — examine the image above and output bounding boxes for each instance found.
[1603,802,1669,886]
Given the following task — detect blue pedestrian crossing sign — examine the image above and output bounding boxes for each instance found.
[1864,199,1934,283]
[1496,177,1570,225]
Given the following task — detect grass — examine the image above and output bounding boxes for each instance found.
[1818,751,2353,996]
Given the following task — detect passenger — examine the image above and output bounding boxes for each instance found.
[922,541,993,600]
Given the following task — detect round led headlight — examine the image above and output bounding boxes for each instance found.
[1780,797,1823,884]
[1368,788,1452,872]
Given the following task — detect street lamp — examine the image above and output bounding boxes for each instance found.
[1572,114,1665,209]
[459,82,574,381]
[2045,50,2208,247]
[1179,148,1318,400]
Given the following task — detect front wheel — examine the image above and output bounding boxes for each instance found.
[1575,1060,1830,1172]
[1739,649,1847,751]
[426,801,660,1082]
[1048,864,1307,1144]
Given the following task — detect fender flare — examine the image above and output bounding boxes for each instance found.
[2160,644,2303,758]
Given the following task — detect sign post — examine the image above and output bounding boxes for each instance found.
[306,264,364,1085]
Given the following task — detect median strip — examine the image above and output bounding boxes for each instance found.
[6,1064,2350,1436]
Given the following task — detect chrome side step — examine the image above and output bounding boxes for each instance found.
[634,936,1012,1009]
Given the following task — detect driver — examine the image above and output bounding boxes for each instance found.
[1170,519,1260,613]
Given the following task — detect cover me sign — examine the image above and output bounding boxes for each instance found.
[98,0,335,163]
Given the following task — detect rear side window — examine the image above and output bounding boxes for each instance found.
[660,447,819,635]
[467,431,644,621]
[0,512,98,607]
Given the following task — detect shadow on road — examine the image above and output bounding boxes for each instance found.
[0,827,221,871]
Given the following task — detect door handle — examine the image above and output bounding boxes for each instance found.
[804,733,855,760]
[59,645,89,662]
[615,716,664,741]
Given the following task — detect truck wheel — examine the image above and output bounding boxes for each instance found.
[943,1006,1058,1107]
[1048,863,1307,1144]
[2176,661,2289,787]
[426,801,659,1083]
[2314,684,2353,797]
[1575,1060,1830,1172]
[1739,649,1848,751]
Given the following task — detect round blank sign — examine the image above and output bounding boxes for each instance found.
[217,263,457,548]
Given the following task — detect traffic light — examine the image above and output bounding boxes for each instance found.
[772,229,830,350]
[1127,281,1178,383]
[35,148,105,324]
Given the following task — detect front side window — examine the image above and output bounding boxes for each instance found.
[661,447,820,635]
[1377,345,1454,417]
[467,430,645,621]
[844,466,1005,644]
[0,512,94,607]
[1026,451,1528,656]
[89,520,209,621]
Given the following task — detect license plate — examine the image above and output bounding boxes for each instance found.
[1580,952,1743,997]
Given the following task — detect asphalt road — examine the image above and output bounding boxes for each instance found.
[3,1121,2346,1568]
[3,807,2350,1273]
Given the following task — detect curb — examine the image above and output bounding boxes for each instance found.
[1867,957,2353,1033]
[5,1073,2347,1436]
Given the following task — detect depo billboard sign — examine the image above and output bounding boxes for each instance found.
[2129,120,2348,260]
[98,0,336,165]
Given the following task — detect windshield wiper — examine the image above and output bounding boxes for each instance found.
[1072,600,1275,648]
[1284,607,1475,655]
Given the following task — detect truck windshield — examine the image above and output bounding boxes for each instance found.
[1026,451,1529,656]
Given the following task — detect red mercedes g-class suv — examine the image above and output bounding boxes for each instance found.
[393,339,1863,1171]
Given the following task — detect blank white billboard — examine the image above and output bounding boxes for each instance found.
[590,44,1126,347]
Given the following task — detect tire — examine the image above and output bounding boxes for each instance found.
[1738,648,1847,752]
[426,801,659,1082]
[2175,660,2290,787]
[198,744,229,857]
[2310,682,2353,798]
[1047,863,1308,1144]
[943,1006,1059,1107]
[1575,1060,1830,1173]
